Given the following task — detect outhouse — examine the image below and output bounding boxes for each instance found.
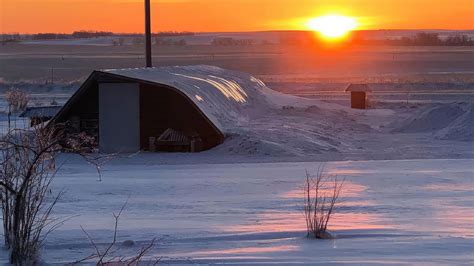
[345,84,372,109]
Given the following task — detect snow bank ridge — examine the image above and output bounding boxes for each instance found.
[393,103,473,141]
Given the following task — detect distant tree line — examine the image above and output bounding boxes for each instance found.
[355,32,474,46]
[32,33,70,40]
[110,31,195,38]
[212,37,253,46]
[28,31,113,40]
[1,34,21,45]
[2,31,472,47]
[443,35,474,46]
[1,31,195,42]
[71,31,114,38]
[154,31,195,37]
[277,32,474,46]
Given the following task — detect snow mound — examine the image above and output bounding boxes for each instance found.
[392,103,473,142]
[212,134,300,156]
[435,104,474,141]
[393,104,466,133]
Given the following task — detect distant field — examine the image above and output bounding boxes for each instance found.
[1,42,473,105]
[1,43,473,82]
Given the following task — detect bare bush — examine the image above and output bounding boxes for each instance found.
[6,88,29,113]
[0,125,106,264]
[0,126,64,264]
[76,200,159,265]
[5,88,30,129]
[303,166,344,239]
[63,131,115,182]
[82,153,116,182]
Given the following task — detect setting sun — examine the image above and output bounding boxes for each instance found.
[307,15,358,39]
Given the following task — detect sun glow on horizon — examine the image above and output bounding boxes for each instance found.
[306,15,358,40]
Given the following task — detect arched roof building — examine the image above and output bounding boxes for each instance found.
[50,65,275,153]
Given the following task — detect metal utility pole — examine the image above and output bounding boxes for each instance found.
[145,0,152,67]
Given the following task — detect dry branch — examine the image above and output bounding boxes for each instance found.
[303,165,344,239]
[0,126,64,264]
[76,199,159,265]
[0,124,112,264]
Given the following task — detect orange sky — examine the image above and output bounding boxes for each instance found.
[1,0,473,33]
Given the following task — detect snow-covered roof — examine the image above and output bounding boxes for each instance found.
[53,65,343,139]
[101,65,277,134]
[20,106,62,118]
[345,84,372,92]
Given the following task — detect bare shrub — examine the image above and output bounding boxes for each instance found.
[6,88,29,113]
[82,153,116,182]
[0,126,64,264]
[76,200,159,265]
[303,166,344,239]
[0,125,105,264]
[64,132,116,182]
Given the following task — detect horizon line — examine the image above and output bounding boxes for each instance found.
[2,29,474,35]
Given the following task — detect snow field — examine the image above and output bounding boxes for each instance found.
[0,158,470,264]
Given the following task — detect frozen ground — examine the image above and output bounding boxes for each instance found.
[0,98,472,264]
[0,158,472,264]
[0,88,471,264]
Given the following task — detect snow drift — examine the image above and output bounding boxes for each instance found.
[435,104,474,141]
[393,104,465,133]
[393,103,473,141]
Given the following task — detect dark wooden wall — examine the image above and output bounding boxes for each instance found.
[57,81,99,135]
[59,83,98,121]
[351,91,367,109]
[139,84,222,151]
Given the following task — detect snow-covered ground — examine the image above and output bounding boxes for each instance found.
[0,97,472,264]
[0,158,471,264]
[0,44,472,264]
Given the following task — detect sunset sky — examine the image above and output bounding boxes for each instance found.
[1,0,473,33]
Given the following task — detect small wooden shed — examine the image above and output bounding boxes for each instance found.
[19,106,62,126]
[345,84,372,109]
